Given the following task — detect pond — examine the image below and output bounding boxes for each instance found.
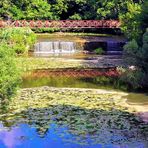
[22,69,148,104]
[0,34,148,148]
[0,86,148,148]
[22,68,118,89]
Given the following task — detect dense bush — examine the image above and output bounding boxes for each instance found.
[32,28,60,33]
[0,0,144,21]
[94,47,105,55]
[119,0,148,90]
[119,2,142,40]
[124,29,148,69]
[118,68,144,90]
[121,29,148,89]
[0,43,21,103]
[0,28,36,54]
[0,27,37,103]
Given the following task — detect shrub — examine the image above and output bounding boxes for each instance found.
[94,47,105,55]
[32,28,60,33]
[123,39,140,66]
[121,29,148,89]
[141,29,148,60]
[69,13,82,20]
[118,68,144,90]
[124,39,139,54]
[0,27,36,54]
[0,43,21,102]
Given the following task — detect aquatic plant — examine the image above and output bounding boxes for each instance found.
[1,87,147,146]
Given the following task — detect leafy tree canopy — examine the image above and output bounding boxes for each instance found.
[0,0,145,20]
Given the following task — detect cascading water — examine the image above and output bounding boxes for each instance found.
[34,41,76,56]
[107,41,122,55]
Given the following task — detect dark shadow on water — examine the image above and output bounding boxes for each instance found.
[0,104,148,148]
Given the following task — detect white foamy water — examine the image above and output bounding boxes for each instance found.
[34,41,76,56]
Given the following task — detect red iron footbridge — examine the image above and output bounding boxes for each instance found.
[0,20,121,28]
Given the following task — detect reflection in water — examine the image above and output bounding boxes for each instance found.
[22,75,120,90]
[1,100,146,146]
[0,35,146,148]
[0,124,23,148]
[0,123,146,148]
[22,75,148,105]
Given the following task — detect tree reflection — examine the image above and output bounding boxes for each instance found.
[1,104,148,146]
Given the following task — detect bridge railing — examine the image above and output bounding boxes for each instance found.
[0,20,121,28]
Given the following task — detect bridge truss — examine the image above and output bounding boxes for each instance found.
[0,20,121,29]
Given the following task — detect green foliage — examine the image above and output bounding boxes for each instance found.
[141,29,148,59]
[124,39,139,59]
[122,29,148,89]
[94,47,104,55]
[0,27,37,102]
[94,76,114,85]
[0,43,21,102]
[0,0,143,21]
[119,0,148,89]
[32,28,60,33]
[0,0,54,20]
[119,2,142,40]
[97,0,128,19]
[69,13,82,20]
[140,1,148,31]
[0,28,36,54]
[119,69,144,90]
[124,29,148,70]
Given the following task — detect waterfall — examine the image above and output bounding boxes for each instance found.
[34,41,76,56]
[107,41,122,55]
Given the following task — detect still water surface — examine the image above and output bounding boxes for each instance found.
[0,34,147,148]
[0,123,147,148]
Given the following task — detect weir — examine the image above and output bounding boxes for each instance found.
[34,41,76,56]
[107,41,123,55]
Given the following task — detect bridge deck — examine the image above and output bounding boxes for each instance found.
[0,20,120,28]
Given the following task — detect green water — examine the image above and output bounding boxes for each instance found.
[22,75,148,105]
[22,76,115,89]
[126,93,148,105]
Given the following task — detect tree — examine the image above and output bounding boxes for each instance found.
[0,43,20,102]
[0,0,12,19]
[0,28,36,54]
[119,2,142,40]
[122,29,148,89]
[140,1,148,32]
[0,0,54,20]
[0,0,144,21]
